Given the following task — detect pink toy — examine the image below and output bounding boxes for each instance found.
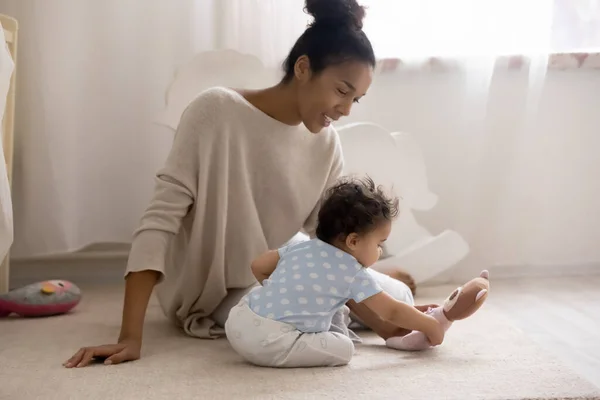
[386,270,490,351]
[0,279,82,317]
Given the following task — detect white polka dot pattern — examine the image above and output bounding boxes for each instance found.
[247,238,383,333]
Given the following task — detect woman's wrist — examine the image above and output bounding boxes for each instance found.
[118,333,142,344]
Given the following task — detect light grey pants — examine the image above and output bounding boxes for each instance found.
[225,296,354,368]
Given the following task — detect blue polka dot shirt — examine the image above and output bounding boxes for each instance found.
[247,239,383,333]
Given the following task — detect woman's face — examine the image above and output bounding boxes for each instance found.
[295,58,373,133]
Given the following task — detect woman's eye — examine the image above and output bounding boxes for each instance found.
[337,88,347,96]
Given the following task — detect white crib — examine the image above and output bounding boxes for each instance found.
[0,13,18,293]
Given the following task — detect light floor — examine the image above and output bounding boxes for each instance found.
[75,274,600,388]
[430,275,600,388]
[2,274,599,400]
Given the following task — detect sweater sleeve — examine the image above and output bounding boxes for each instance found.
[125,97,209,281]
[301,136,344,239]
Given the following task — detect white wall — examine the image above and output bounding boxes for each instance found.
[350,69,600,280]
[3,0,597,285]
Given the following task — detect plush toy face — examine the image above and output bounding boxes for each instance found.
[442,270,490,321]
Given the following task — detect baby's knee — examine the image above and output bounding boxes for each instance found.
[328,333,355,366]
[341,337,355,364]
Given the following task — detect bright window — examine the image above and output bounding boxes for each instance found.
[361,0,600,58]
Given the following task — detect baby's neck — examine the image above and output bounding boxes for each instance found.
[328,240,361,264]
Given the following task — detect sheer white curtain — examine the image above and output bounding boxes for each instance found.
[0,0,599,276]
[357,0,600,277]
[0,0,307,258]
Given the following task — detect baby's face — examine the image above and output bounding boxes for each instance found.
[348,220,391,267]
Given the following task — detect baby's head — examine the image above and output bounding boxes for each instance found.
[316,176,399,267]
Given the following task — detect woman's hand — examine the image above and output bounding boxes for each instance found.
[63,339,141,368]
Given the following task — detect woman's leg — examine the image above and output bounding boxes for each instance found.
[182,284,258,338]
[212,283,259,328]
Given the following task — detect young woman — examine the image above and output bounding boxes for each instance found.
[64,0,418,368]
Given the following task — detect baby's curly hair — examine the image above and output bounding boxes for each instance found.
[316,176,400,244]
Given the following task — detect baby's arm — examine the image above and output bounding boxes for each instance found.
[250,250,280,284]
[361,292,444,346]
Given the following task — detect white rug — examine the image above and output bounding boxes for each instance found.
[1,285,599,400]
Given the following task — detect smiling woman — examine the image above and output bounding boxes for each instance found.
[278,0,376,132]
[64,0,416,369]
[245,0,376,133]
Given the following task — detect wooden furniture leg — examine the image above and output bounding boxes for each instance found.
[0,14,18,294]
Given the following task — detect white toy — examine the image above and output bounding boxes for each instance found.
[337,122,469,284]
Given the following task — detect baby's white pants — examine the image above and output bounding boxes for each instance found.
[225,297,355,368]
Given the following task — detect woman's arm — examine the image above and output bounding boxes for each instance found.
[116,99,205,338]
[117,270,161,342]
[64,94,211,368]
[251,250,280,284]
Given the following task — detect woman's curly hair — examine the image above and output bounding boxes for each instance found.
[316,176,400,244]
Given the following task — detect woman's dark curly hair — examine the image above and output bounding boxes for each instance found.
[281,0,376,83]
[316,176,400,244]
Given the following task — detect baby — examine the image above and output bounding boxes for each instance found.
[225,176,444,368]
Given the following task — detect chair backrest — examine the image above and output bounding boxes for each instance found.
[156,49,279,131]
[337,122,438,211]
[336,122,437,255]
[336,122,405,196]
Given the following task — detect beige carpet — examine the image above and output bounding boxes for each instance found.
[1,284,599,400]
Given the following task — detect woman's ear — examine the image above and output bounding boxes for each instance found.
[345,233,360,250]
[294,55,311,82]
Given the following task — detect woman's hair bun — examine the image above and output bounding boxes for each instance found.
[304,0,367,30]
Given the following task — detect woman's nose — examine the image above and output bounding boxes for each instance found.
[337,101,352,117]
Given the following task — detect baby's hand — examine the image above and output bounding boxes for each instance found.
[424,317,445,346]
[415,304,439,313]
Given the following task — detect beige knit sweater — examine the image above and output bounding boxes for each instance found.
[125,87,343,338]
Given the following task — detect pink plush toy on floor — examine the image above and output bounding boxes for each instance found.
[0,279,82,317]
[386,270,490,351]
